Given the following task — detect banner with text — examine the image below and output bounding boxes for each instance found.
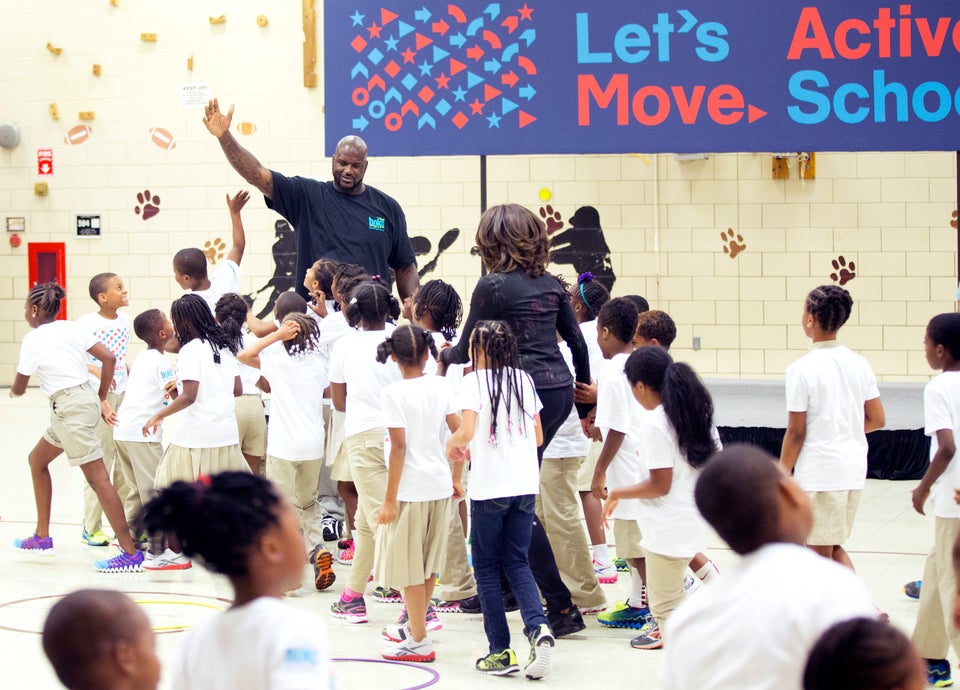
[323,1,960,155]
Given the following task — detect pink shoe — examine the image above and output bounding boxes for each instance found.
[594,558,618,584]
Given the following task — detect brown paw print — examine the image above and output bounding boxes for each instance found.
[951,209,958,229]
[830,256,856,286]
[539,205,564,233]
[134,189,161,220]
[203,238,226,264]
[721,228,746,258]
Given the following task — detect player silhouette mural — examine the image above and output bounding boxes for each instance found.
[549,205,616,291]
[248,220,297,319]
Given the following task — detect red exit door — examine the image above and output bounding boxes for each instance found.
[28,242,67,319]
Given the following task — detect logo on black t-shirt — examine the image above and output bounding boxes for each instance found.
[368,216,386,232]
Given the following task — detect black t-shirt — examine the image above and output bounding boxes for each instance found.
[265,172,416,297]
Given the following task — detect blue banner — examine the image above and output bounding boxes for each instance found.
[323,2,960,155]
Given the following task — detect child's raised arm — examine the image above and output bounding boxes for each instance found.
[225,190,249,266]
[237,320,300,369]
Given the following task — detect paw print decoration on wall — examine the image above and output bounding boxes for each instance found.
[721,228,746,258]
[134,189,161,220]
[830,256,856,286]
[539,205,564,234]
[951,209,957,229]
[203,238,226,264]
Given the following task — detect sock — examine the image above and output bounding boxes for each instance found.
[625,567,647,609]
[695,560,720,584]
[591,543,611,564]
[342,587,364,601]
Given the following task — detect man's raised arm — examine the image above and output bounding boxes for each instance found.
[203,98,274,199]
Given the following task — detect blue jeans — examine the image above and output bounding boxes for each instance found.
[471,494,549,653]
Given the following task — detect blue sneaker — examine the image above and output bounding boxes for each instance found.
[94,550,144,573]
[13,533,54,554]
[904,580,921,600]
[597,600,649,629]
[927,659,953,687]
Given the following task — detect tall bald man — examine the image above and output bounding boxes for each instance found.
[203,99,419,300]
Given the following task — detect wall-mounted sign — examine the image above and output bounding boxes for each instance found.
[36,147,54,175]
[76,214,102,238]
[180,82,211,108]
[6,217,25,232]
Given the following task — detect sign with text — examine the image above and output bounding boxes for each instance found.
[323,1,960,154]
[75,214,101,238]
[36,147,54,175]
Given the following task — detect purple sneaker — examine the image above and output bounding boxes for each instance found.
[13,533,54,554]
[94,550,144,573]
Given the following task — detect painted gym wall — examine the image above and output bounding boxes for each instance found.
[0,1,956,384]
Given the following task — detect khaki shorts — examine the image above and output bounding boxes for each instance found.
[577,442,602,492]
[154,443,249,490]
[235,394,266,457]
[43,383,103,466]
[376,497,451,589]
[807,489,862,546]
[614,518,644,560]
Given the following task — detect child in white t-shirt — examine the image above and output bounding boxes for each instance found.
[143,294,248,487]
[10,283,143,573]
[780,285,885,570]
[238,313,336,592]
[908,313,960,687]
[445,320,554,680]
[112,309,182,571]
[328,280,402,623]
[604,346,721,650]
[172,190,248,314]
[140,472,333,690]
[77,272,133,545]
[376,325,461,662]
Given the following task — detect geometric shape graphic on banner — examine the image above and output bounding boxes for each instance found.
[325,1,960,154]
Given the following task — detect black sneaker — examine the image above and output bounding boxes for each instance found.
[547,605,586,638]
[322,516,343,542]
[434,594,482,614]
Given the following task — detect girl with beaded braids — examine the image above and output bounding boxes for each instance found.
[780,285,885,573]
[374,324,462,662]
[10,283,143,573]
[137,472,332,689]
[143,294,248,493]
[216,293,267,474]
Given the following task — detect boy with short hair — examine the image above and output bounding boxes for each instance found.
[77,272,133,546]
[634,309,676,349]
[112,309,186,571]
[662,444,875,689]
[173,190,248,314]
[909,312,960,688]
[43,589,161,690]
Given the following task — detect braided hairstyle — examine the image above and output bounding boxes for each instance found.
[214,293,249,354]
[414,279,463,342]
[344,278,401,329]
[27,282,66,319]
[376,324,437,368]
[136,472,282,578]
[171,294,236,364]
[571,272,610,321]
[469,320,530,444]
[624,346,716,469]
[332,263,370,310]
[805,285,853,333]
[281,312,321,357]
[309,258,340,296]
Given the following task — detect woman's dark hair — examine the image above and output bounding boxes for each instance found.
[927,313,960,361]
[469,320,530,442]
[214,293,248,354]
[310,258,340,296]
[171,294,237,363]
[572,272,610,321]
[624,346,716,469]
[344,279,401,328]
[136,472,282,578]
[805,285,853,333]
[377,324,438,368]
[415,279,463,342]
[597,297,640,345]
[281,312,321,356]
[803,618,921,690]
[332,263,370,310]
[28,282,66,318]
[475,204,550,277]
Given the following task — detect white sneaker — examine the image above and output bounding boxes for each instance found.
[143,548,192,571]
[593,558,618,584]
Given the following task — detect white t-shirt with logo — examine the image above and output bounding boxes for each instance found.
[172,597,332,690]
[260,342,328,461]
[17,321,97,397]
[114,349,176,443]
[594,352,645,519]
[77,311,131,394]
[925,371,960,518]
[662,543,875,690]
[785,341,880,491]
[382,375,457,502]
[191,259,241,314]
[169,340,240,448]
[636,405,718,558]
[328,327,400,437]
[459,367,542,501]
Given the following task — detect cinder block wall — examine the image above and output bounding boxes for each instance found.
[0,1,956,383]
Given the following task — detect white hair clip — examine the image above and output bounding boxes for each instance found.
[349,297,358,305]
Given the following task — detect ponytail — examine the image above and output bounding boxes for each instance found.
[376,324,437,367]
